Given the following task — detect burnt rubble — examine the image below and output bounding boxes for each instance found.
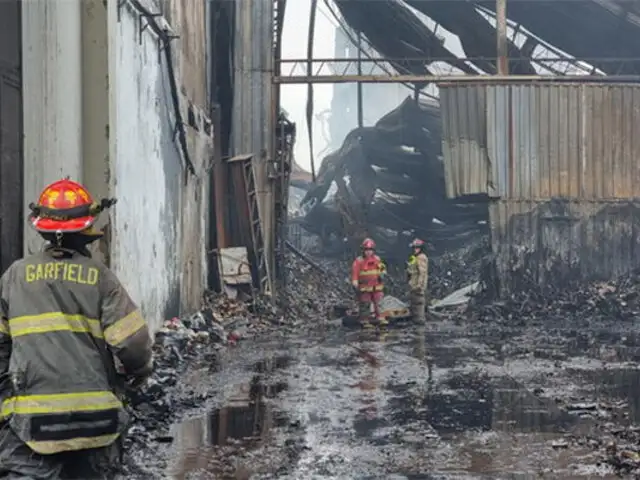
[295,97,489,259]
[121,219,640,478]
[470,269,640,327]
[121,250,348,477]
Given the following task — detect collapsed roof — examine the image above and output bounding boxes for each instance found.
[295,0,640,257]
[332,0,640,76]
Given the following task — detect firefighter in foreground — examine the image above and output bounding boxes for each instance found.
[406,238,429,322]
[0,179,154,479]
[351,238,387,327]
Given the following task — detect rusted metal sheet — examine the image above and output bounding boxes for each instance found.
[218,247,252,285]
[440,84,491,198]
[486,83,632,199]
[489,199,640,294]
[441,82,640,200]
[228,154,269,292]
[228,154,255,249]
[0,0,22,274]
[232,0,275,295]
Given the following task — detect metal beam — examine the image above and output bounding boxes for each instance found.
[496,0,508,75]
[273,74,640,85]
[275,57,640,84]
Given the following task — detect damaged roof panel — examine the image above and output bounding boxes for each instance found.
[440,85,489,198]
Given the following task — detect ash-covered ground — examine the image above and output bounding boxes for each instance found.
[120,233,640,479]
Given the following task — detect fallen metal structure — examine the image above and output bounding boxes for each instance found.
[288,0,640,289]
[285,0,640,84]
[294,97,489,261]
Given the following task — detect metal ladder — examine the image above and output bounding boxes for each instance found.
[241,159,269,294]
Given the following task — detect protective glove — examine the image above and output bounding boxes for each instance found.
[351,280,359,290]
[125,374,150,390]
[125,356,154,390]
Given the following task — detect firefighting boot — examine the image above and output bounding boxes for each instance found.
[376,316,389,328]
[360,316,374,328]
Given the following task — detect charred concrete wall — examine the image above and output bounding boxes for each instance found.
[161,0,211,314]
[439,82,640,293]
[490,199,640,292]
[22,0,212,332]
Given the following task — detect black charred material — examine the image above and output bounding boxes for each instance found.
[299,97,489,262]
[331,0,640,77]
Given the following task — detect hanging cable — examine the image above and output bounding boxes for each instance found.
[127,0,196,175]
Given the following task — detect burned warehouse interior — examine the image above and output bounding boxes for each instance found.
[7,0,640,477]
[278,0,640,296]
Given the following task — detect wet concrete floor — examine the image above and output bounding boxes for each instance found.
[165,319,640,479]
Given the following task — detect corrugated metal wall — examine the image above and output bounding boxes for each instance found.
[440,85,490,198]
[440,83,640,293]
[231,0,275,294]
[440,83,640,200]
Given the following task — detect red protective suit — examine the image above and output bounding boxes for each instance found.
[351,254,385,322]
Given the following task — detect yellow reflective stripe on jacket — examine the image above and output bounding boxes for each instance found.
[359,270,379,276]
[27,433,120,455]
[1,391,122,417]
[0,319,8,335]
[104,309,146,346]
[9,313,103,339]
[359,285,383,292]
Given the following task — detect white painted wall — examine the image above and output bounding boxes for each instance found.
[109,2,183,331]
[22,0,83,254]
[23,0,211,332]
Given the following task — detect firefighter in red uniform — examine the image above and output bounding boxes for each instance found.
[351,238,387,327]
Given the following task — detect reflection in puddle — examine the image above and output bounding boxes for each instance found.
[380,369,591,476]
[388,372,575,437]
[167,356,291,479]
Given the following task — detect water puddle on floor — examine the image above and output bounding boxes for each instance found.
[376,369,614,477]
[166,355,291,479]
[161,328,640,478]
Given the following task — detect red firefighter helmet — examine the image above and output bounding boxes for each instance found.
[410,238,425,248]
[29,179,115,234]
[361,238,376,249]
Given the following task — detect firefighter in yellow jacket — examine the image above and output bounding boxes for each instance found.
[0,179,154,479]
[406,238,429,323]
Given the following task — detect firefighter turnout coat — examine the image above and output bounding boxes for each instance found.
[0,246,153,455]
[407,252,429,293]
[351,255,386,293]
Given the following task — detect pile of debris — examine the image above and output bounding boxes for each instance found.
[470,269,640,327]
[121,249,350,476]
[428,233,490,301]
